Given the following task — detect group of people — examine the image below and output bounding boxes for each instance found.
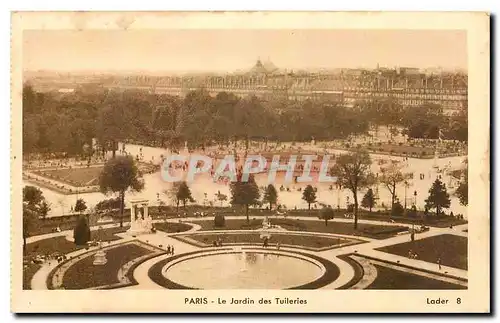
[407,250,419,259]
[165,245,175,255]
[212,238,223,247]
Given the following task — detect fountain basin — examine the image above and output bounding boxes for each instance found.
[158,249,330,289]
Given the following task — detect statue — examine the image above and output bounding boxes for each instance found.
[93,242,108,266]
[262,216,271,229]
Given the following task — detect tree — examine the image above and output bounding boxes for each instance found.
[74,198,87,213]
[215,191,228,207]
[22,204,38,251]
[230,174,260,223]
[262,184,278,209]
[379,162,406,213]
[392,200,405,217]
[425,179,451,217]
[176,181,195,209]
[73,215,91,245]
[167,184,181,212]
[302,185,317,210]
[214,214,226,228]
[23,186,44,207]
[97,105,125,158]
[319,207,335,226]
[330,150,373,229]
[99,155,144,227]
[456,181,468,206]
[22,186,48,249]
[456,158,468,206]
[39,201,51,219]
[361,188,376,213]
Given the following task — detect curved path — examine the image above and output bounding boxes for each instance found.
[27,216,468,290]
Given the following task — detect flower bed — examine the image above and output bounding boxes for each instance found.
[60,243,154,289]
[153,222,193,233]
[179,232,353,250]
[376,234,468,270]
[367,264,466,290]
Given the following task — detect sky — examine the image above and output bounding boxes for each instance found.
[23,29,467,73]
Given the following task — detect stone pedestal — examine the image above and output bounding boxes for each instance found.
[128,199,153,236]
[93,249,108,266]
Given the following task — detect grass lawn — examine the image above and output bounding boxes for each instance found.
[191,218,408,239]
[61,243,153,289]
[22,263,42,290]
[25,227,128,258]
[153,222,193,233]
[22,227,129,289]
[367,264,466,290]
[184,232,351,249]
[192,218,264,231]
[376,234,467,270]
[25,236,84,259]
[34,166,104,187]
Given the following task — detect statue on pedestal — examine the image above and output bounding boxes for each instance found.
[93,242,108,266]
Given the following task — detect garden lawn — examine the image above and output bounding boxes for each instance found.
[22,263,41,290]
[23,227,129,289]
[25,227,129,259]
[376,234,467,270]
[191,219,264,231]
[154,222,193,233]
[367,264,466,289]
[191,218,408,239]
[184,232,350,249]
[34,166,104,187]
[61,243,153,289]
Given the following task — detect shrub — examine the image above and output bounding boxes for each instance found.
[391,201,405,217]
[407,205,417,218]
[73,216,91,245]
[214,214,225,228]
[347,204,354,213]
[95,197,121,211]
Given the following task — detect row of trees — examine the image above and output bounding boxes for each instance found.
[22,84,467,158]
[23,150,467,249]
[22,85,369,157]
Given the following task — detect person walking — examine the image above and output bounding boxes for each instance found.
[437,257,442,270]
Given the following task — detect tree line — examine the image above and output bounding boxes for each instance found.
[22,84,467,157]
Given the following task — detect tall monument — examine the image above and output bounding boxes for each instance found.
[128,199,153,236]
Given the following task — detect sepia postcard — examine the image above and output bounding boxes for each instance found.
[11,11,490,313]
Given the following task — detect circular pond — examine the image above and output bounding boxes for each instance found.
[162,251,325,289]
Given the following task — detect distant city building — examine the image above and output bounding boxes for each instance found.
[26,59,468,115]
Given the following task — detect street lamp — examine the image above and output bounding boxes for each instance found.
[404,180,409,210]
[337,183,341,209]
[413,190,417,207]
